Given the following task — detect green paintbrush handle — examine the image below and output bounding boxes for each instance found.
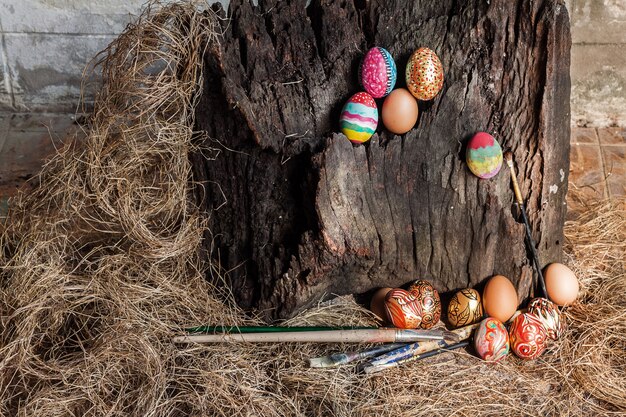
[185,325,377,333]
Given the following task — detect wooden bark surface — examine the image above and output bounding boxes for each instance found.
[192,0,571,318]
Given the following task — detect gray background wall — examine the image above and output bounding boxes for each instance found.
[0,0,624,127]
[566,0,625,127]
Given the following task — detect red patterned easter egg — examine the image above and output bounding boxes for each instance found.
[528,297,565,340]
[407,280,441,329]
[474,317,510,362]
[359,47,397,98]
[405,47,444,101]
[509,313,548,360]
[384,288,423,329]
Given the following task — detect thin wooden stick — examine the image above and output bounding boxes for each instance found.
[173,328,457,344]
[504,151,548,299]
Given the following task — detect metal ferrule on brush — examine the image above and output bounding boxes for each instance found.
[395,329,449,342]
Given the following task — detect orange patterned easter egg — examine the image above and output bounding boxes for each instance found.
[405,47,444,101]
[384,288,423,329]
[509,313,548,360]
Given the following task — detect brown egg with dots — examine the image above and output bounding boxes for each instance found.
[381,88,419,134]
[544,263,579,306]
[482,275,518,323]
[370,287,392,321]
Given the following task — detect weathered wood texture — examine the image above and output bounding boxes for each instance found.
[192,0,571,318]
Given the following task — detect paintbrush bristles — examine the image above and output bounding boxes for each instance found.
[443,331,461,343]
[505,152,524,205]
[504,151,514,167]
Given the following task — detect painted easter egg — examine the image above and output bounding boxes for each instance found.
[384,288,423,329]
[407,280,441,329]
[339,92,378,144]
[360,47,397,98]
[528,297,565,340]
[405,47,444,101]
[447,288,484,328]
[466,132,503,179]
[474,317,510,362]
[509,312,548,360]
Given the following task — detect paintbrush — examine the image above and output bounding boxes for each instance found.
[185,325,376,333]
[504,151,548,298]
[173,328,460,344]
[362,340,470,374]
[357,323,478,370]
[308,343,407,368]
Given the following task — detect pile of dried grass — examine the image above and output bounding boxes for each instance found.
[0,2,624,415]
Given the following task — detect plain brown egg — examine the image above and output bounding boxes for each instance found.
[544,263,579,305]
[482,275,518,323]
[381,88,418,134]
[370,287,393,321]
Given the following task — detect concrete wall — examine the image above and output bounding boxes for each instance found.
[0,1,146,112]
[1,1,625,127]
[566,0,626,127]
[0,0,227,112]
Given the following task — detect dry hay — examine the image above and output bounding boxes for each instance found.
[0,1,625,416]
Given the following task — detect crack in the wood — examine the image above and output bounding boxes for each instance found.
[363,141,384,265]
[353,0,375,47]
[261,5,278,50]
[306,0,329,80]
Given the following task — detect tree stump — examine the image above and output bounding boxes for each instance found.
[192,0,571,318]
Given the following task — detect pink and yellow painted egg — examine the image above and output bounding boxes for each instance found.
[474,317,510,362]
[359,47,397,98]
[407,280,441,329]
[528,297,565,341]
[466,132,503,179]
[339,92,378,144]
[384,288,423,329]
[509,312,548,360]
[405,47,444,101]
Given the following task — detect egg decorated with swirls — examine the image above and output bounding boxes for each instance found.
[447,288,484,328]
[359,47,397,98]
[384,288,423,329]
[405,47,444,101]
[474,317,510,362]
[509,312,548,360]
[339,92,378,144]
[528,298,565,341]
[407,280,441,329]
[466,132,503,179]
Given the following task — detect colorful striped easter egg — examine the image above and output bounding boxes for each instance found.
[466,132,503,179]
[359,47,397,98]
[340,92,378,144]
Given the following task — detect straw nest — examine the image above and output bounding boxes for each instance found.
[1,2,624,416]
